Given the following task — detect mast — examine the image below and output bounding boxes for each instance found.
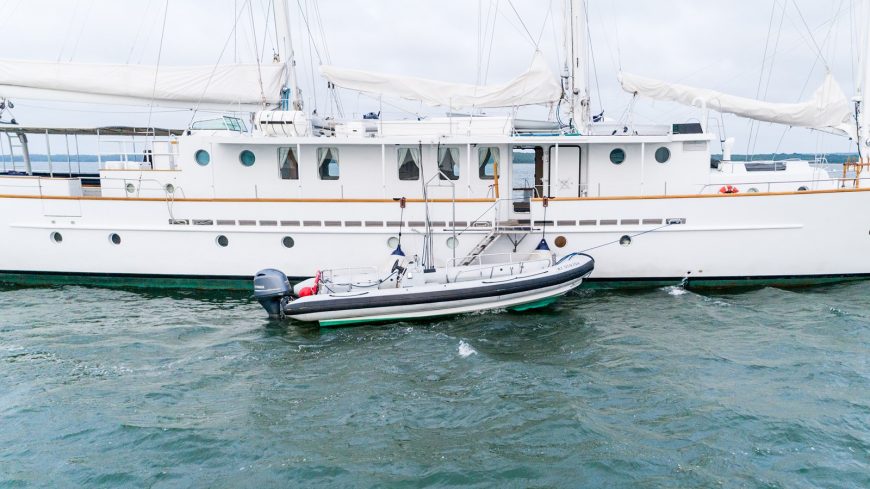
[565,0,590,133]
[857,0,870,157]
[274,0,302,111]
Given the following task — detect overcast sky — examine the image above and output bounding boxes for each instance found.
[0,0,861,154]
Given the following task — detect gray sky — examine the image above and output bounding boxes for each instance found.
[0,0,860,154]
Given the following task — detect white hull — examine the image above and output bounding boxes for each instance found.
[2,188,868,288]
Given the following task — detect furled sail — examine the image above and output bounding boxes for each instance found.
[0,59,285,109]
[619,72,855,136]
[320,52,562,109]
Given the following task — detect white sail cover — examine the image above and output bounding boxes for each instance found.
[320,53,562,109]
[620,72,854,135]
[0,59,285,108]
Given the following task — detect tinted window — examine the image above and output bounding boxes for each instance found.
[478,147,499,180]
[397,147,420,181]
[279,147,299,180]
[317,147,339,180]
[438,147,460,180]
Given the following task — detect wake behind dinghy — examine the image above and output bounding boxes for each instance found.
[253,240,594,327]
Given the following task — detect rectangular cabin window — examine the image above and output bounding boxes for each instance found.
[317,147,340,180]
[397,146,421,181]
[478,147,499,180]
[278,147,299,180]
[438,147,460,180]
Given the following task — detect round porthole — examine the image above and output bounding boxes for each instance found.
[620,235,632,247]
[387,237,400,249]
[555,236,567,248]
[609,148,626,165]
[109,233,121,245]
[446,237,459,249]
[50,231,63,244]
[748,188,759,193]
[216,235,229,247]
[655,147,671,164]
[125,183,136,194]
[798,186,809,192]
[195,150,210,166]
[282,236,295,248]
[239,150,256,167]
[164,184,175,194]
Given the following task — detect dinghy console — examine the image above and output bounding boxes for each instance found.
[253,269,293,319]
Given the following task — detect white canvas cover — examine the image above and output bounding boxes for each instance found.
[0,59,285,108]
[619,72,854,135]
[320,53,562,109]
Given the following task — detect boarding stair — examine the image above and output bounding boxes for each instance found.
[458,221,541,266]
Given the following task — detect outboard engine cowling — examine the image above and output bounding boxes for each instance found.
[253,269,292,319]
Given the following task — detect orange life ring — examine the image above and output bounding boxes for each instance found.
[719,185,739,194]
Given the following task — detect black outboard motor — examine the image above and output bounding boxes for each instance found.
[253,269,292,319]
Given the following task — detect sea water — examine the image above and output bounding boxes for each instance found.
[0,282,867,487]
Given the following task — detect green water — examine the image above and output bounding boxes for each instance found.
[0,283,867,487]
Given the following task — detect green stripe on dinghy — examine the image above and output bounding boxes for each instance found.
[509,296,560,312]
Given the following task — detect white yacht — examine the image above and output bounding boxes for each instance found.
[0,1,869,289]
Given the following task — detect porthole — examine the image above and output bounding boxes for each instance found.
[164,184,175,194]
[195,150,210,166]
[50,232,63,244]
[555,236,567,248]
[109,233,121,245]
[216,235,229,247]
[655,147,671,164]
[798,186,809,192]
[239,150,256,167]
[619,235,632,247]
[282,236,295,248]
[446,237,459,249]
[125,183,136,194]
[748,188,759,193]
[387,237,400,249]
[609,148,626,165]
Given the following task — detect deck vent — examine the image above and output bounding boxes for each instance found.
[193,220,214,226]
[345,221,362,227]
[303,221,321,227]
[324,221,342,227]
[216,220,236,226]
[259,220,278,227]
[643,219,663,225]
[578,220,597,226]
[169,219,189,225]
[365,221,384,227]
[386,221,404,227]
[557,220,576,226]
[621,219,640,225]
[280,220,300,227]
[599,219,618,226]
[666,218,686,225]
[238,220,257,226]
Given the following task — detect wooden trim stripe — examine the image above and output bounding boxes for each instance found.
[532,186,870,201]
[0,194,497,204]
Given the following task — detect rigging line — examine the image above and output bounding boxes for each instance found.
[745,0,778,160]
[579,223,674,255]
[790,0,831,71]
[126,0,157,64]
[586,1,603,115]
[188,0,252,127]
[57,0,82,62]
[259,0,276,63]
[303,0,318,111]
[534,0,554,49]
[751,0,788,157]
[66,0,96,63]
[506,0,537,46]
[796,0,847,99]
[146,0,170,134]
[248,0,268,106]
[483,0,501,84]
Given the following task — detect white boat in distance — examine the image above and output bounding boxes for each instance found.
[1,1,870,290]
